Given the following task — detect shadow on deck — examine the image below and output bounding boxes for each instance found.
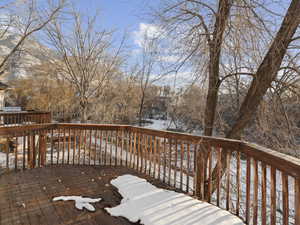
[0,166,172,225]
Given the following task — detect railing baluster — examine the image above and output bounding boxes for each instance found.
[174,139,178,188]
[236,151,240,215]
[57,128,60,165]
[216,147,222,206]
[23,133,26,170]
[15,135,18,171]
[73,129,76,165]
[137,133,141,171]
[295,178,300,225]
[270,166,277,225]
[225,150,231,209]
[6,135,9,170]
[186,142,190,193]
[208,146,212,203]
[141,134,145,172]
[120,130,124,167]
[27,132,31,168]
[37,131,41,167]
[149,135,153,176]
[62,128,66,164]
[195,143,201,199]
[83,129,87,165]
[261,162,267,225]
[129,131,133,168]
[104,130,107,165]
[168,138,172,186]
[67,128,71,164]
[281,173,289,225]
[146,135,149,173]
[88,129,92,165]
[246,156,251,223]
[99,130,102,165]
[193,143,197,196]
[157,138,161,181]
[94,129,98,166]
[153,137,157,178]
[200,147,206,200]
[115,130,118,166]
[110,131,113,166]
[125,130,129,167]
[180,140,184,190]
[50,128,54,165]
[32,133,36,168]
[253,159,258,225]
[78,129,82,165]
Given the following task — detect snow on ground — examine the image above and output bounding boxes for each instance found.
[144,120,170,130]
[105,174,245,225]
[52,196,101,211]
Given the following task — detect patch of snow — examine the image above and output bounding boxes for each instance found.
[105,175,245,225]
[144,119,170,130]
[52,196,101,212]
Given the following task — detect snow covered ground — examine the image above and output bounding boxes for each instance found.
[144,119,170,130]
[106,174,245,225]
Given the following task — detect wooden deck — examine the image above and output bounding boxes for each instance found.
[0,166,171,225]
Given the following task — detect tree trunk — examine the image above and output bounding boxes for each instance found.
[208,0,300,196]
[80,100,88,123]
[138,91,146,126]
[226,0,300,139]
[203,0,232,136]
[202,0,232,200]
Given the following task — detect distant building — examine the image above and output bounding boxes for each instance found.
[0,82,8,110]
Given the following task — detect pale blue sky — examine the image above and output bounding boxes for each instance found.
[73,0,158,48]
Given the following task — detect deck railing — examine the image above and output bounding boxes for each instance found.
[0,111,51,126]
[0,123,299,225]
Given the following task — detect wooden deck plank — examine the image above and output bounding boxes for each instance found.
[0,166,172,225]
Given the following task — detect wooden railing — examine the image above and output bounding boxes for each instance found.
[0,123,299,225]
[0,111,51,126]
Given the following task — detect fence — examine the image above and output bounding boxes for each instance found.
[0,123,299,225]
[0,111,51,127]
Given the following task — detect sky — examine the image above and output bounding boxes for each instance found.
[73,0,158,49]
[71,0,190,87]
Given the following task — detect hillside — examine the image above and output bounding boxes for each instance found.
[0,32,55,82]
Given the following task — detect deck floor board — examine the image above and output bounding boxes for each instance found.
[0,166,171,225]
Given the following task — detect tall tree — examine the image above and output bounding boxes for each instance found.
[155,0,300,196]
[46,10,124,122]
[227,0,300,139]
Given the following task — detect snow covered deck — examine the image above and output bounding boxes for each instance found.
[0,166,244,225]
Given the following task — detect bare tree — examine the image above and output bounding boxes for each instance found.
[226,0,300,139]
[0,0,65,75]
[154,0,233,135]
[45,10,124,122]
[135,33,162,126]
[154,0,300,197]
[8,61,77,121]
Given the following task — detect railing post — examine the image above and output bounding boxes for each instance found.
[195,142,204,200]
[296,178,300,225]
[27,133,36,168]
[39,133,46,166]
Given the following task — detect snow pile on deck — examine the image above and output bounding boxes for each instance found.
[53,196,101,211]
[105,175,245,225]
